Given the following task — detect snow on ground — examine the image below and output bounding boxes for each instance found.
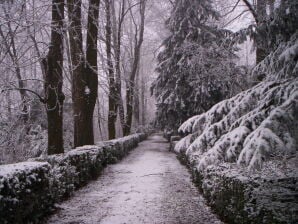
[46,133,222,224]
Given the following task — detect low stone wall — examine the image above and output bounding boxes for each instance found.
[176,154,298,224]
[0,133,146,224]
[169,136,181,151]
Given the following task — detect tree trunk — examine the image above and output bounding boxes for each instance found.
[67,0,100,147]
[268,0,275,15]
[15,66,29,122]
[96,98,104,140]
[140,72,146,126]
[133,66,140,127]
[67,0,84,146]
[256,0,268,64]
[123,0,146,136]
[242,0,269,64]
[44,0,65,154]
[111,0,126,133]
[6,88,12,119]
[105,0,117,139]
[83,0,100,144]
[0,15,28,122]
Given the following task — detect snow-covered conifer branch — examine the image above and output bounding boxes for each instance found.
[175,32,298,170]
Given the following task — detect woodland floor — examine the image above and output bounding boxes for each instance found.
[46,133,222,224]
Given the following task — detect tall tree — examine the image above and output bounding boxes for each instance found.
[123,0,146,136]
[255,0,267,63]
[133,66,140,127]
[151,0,241,130]
[67,0,100,147]
[111,0,126,136]
[104,0,147,137]
[176,0,298,173]
[44,0,65,154]
[0,1,29,123]
[84,0,100,144]
[105,0,117,139]
[242,0,273,64]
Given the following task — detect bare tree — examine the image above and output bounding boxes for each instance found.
[0,2,29,122]
[84,0,100,144]
[105,0,117,139]
[105,0,146,138]
[67,0,100,146]
[111,0,126,136]
[44,0,65,154]
[123,0,146,136]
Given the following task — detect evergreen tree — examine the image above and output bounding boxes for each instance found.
[151,0,243,130]
[237,0,298,67]
[175,0,298,170]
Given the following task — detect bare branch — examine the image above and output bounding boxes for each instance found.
[1,88,46,103]
[242,0,258,22]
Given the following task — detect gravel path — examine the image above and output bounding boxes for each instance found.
[46,133,222,224]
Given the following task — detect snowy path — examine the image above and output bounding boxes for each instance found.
[46,133,222,224]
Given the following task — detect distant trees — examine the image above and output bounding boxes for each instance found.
[0,0,65,155]
[0,0,54,162]
[66,0,149,142]
[151,0,246,130]
[0,7,29,123]
[123,0,146,136]
[0,0,160,163]
[105,0,147,139]
[111,0,126,137]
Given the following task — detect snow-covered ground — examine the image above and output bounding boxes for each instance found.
[46,133,222,224]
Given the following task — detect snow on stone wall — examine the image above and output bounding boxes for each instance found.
[0,133,147,224]
[176,152,298,224]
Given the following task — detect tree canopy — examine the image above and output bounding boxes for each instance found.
[151,0,246,130]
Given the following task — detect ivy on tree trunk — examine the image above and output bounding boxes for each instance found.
[67,0,100,147]
[105,0,117,140]
[44,0,65,154]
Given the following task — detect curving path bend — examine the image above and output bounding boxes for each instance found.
[46,133,222,224]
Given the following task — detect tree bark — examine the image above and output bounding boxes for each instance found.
[44,0,65,154]
[111,0,126,133]
[133,65,140,127]
[83,0,100,145]
[67,0,100,147]
[267,0,275,15]
[242,0,269,64]
[0,14,28,122]
[123,0,146,136]
[256,0,267,64]
[140,70,146,126]
[105,0,117,139]
[67,0,83,147]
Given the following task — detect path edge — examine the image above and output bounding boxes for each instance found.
[0,133,147,224]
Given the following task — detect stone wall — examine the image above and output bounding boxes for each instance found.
[177,154,298,224]
[0,133,146,224]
